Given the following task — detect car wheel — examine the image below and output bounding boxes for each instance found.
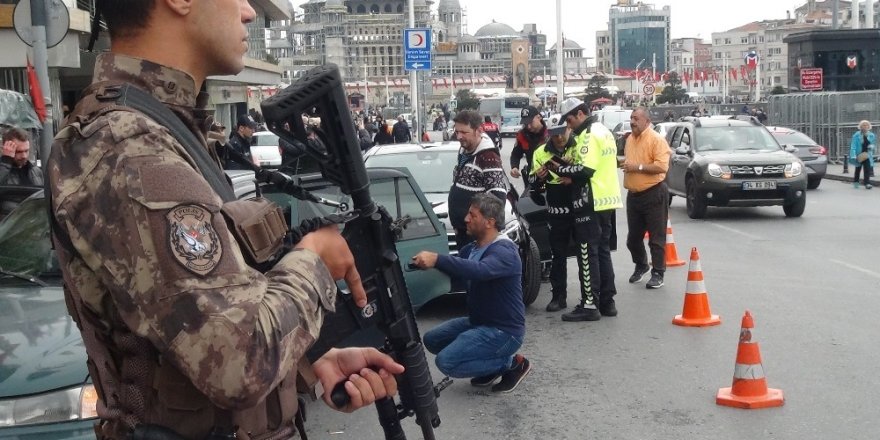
[807,178,821,190]
[685,177,707,219]
[521,236,541,306]
[783,194,806,217]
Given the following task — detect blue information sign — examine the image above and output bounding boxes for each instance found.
[404,28,432,71]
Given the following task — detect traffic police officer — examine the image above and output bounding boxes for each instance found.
[47,1,402,438]
[558,98,623,320]
[530,124,600,319]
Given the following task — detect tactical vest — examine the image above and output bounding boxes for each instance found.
[577,121,623,211]
[52,82,311,440]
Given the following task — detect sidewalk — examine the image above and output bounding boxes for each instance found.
[824,163,879,186]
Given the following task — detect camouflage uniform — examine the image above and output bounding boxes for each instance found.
[48,53,334,439]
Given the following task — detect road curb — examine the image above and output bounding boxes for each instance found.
[824,172,879,186]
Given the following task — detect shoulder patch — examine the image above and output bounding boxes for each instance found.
[580,145,589,155]
[168,205,222,275]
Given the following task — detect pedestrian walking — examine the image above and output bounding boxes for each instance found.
[621,107,671,289]
[481,115,502,150]
[557,98,623,320]
[850,120,876,189]
[413,194,531,393]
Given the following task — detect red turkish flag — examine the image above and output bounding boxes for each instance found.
[26,56,47,123]
[730,68,738,81]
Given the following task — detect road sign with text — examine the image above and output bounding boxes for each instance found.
[404,28,432,71]
[800,68,823,91]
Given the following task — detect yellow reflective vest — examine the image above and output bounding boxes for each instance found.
[574,120,623,211]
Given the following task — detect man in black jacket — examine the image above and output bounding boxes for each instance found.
[392,115,412,143]
[510,106,547,194]
[0,127,42,186]
[224,114,257,169]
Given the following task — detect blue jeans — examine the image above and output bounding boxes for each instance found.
[423,317,523,378]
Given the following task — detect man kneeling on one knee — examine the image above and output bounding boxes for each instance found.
[411,194,531,392]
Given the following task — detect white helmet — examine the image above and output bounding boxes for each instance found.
[558,97,585,118]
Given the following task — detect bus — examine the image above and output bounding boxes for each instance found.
[478,93,531,137]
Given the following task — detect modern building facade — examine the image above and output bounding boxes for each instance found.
[608,1,671,72]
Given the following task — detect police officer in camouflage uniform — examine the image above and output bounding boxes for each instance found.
[47,1,403,438]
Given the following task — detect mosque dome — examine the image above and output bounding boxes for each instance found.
[549,38,583,51]
[474,20,519,38]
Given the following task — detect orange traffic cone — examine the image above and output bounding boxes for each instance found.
[664,219,686,267]
[672,248,721,327]
[716,310,785,409]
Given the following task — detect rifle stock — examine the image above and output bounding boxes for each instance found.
[261,64,442,440]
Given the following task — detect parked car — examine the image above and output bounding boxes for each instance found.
[257,167,453,311]
[664,117,808,219]
[250,131,284,168]
[764,126,828,189]
[0,186,97,438]
[0,166,453,436]
[653,121,678,141]
[363,142,543,305]
[612,121,632,156]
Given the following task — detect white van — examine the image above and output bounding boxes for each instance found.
[594,108,633,131]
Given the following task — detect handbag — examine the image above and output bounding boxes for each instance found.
[857,151,870,163]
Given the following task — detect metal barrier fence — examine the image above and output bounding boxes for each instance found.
[768,91,880,162]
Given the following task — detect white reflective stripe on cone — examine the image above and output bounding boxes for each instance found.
[686,279,706,294]
[733,363,766,380]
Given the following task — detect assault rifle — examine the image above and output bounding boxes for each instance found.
[260,65,446,440]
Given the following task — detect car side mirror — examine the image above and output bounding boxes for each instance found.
[436,212,449,219]
[783,144,798,154]
[675,145,691,155]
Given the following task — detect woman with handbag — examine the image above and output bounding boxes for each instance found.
[850,120,876,189]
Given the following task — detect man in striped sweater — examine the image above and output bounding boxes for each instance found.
[447,109,509,249]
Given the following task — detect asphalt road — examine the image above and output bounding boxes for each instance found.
[305,139,880,440]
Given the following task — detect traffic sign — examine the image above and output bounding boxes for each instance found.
[800,68,823,91]
[643,83,656,95]
[404,28,432,71]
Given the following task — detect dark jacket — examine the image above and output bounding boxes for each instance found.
[510,122,548,171]
[448,134,508,230]
[435,237,525,337]
[392,120,412,143]
[374,124,394,145]
[225,131,253,170]
[0,156,43,186]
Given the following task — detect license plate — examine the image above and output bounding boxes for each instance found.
[742,181,777,190]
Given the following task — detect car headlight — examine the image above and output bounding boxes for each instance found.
[707,163,732,179]
[784,162,803,178]
[0,384,98,427]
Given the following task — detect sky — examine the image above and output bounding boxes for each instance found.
[460,0,800,56]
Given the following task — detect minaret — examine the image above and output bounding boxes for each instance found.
[438,0,462,40]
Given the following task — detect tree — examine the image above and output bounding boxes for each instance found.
[584,75,612,104]
[455,89,480,111]
[770,85,787,95]
[656,72,688,104]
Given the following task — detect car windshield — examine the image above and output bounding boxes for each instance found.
[695,127,780,152]
[0,197,59,283]
[366,151,456,193]
[771,131,815,146]
[252,133,279,146]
